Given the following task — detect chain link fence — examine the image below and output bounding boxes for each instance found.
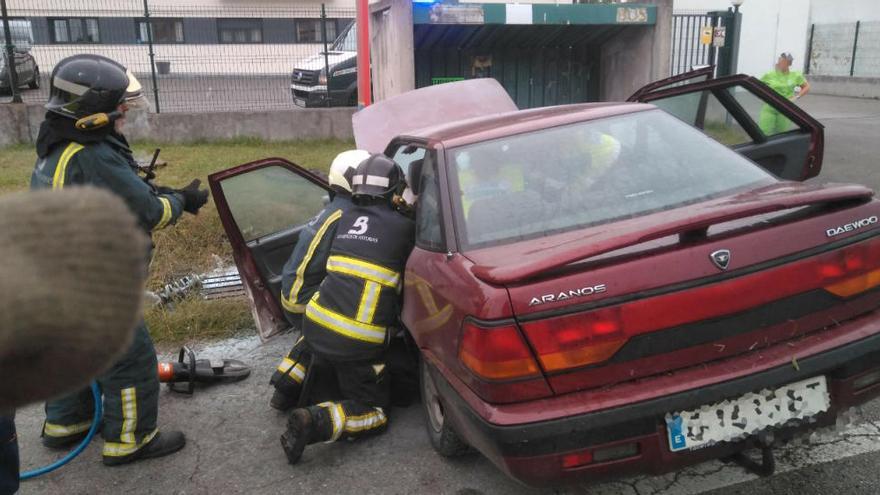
[807,21,880,78]
[1,0,355,112]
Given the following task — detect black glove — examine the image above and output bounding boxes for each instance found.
[179,179,209,215]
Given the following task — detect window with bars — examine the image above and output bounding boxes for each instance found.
[294,18,338,43]
[218,19,263,44]
[137,18,185,44]
[50,18,100,44]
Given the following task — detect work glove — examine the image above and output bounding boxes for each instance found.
[180,179,209,215]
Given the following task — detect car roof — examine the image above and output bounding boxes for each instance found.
[400,102,657,149]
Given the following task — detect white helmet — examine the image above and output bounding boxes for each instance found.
[328,149,371,193]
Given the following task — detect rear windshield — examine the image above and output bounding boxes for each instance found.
[449,109,776,249]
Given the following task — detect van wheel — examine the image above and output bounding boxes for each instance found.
[420,357,471,457]
[28,68,40,89]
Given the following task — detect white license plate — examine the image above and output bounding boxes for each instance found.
[665,375,830,452]
[294,98,306,107]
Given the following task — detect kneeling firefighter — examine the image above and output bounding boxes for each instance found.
[280,155,415,464]
[30,54,209,466]
[271,149,369,411]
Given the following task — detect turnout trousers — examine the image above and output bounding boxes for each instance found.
[42,321,160,460]
[270,337,390,443]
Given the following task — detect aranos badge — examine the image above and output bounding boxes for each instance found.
[710,249,731,271]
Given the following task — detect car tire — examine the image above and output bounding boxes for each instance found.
[420,356,472,457]
[28,67,39,90]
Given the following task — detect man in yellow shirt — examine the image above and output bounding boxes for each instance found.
[759,52,811,135]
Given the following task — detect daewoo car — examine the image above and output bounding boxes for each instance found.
[209,69,880,486]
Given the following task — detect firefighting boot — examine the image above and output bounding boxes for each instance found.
[280,406,333,465]
[103,430,186,466]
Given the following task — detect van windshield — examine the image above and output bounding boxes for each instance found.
[449,110,776,249]
[332,22,356,51]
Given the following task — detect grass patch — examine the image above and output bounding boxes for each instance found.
[1,138,352,343]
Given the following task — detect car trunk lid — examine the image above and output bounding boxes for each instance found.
[464,183,880,395]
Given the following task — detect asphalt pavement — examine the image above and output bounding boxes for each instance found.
[12,94,880,495]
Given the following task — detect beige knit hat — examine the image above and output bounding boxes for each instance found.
[0,187,149,408]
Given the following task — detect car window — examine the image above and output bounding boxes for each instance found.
[220,165,327,242]
[649,89,752,146]
[391,145,426,178]
[415,153,445,251]
[726,86,798,137]
[449,110,776,249]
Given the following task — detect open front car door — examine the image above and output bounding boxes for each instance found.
[629,69,824,181]
[209,158,330,340]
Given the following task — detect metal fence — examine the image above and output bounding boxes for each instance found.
[806,21,880,77]
[1,0,355,112]
[670,10,738,77]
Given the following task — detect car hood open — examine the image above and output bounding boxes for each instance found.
[466,182,874,286]
[352,78,518,154]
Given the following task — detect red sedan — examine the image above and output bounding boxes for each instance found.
[210,68,880,486]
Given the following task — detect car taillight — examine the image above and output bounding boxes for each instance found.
[521,237,880,374]
[459,321,541,380]
[521,309,627,372]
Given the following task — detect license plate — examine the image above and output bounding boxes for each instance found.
[294,97,306,107]
[665,375,830,452]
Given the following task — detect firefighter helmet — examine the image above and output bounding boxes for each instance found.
[328,149,370,193]
[351,154,406,200]
[45,54,144,120]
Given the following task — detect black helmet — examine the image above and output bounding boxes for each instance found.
[46,54,144,119]
[351,154,406,200]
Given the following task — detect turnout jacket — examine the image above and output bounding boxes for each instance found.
[303,202,415,361]
[31,133,184,235]
[280,194,354,314]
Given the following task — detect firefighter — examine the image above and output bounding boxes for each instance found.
[29,54,209,466]
[270,149,369,411]
[759,52,811,135]
[279,154,415,465]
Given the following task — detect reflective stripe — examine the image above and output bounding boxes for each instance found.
[52,142,84,190]
[318,402,345,442]
[306,297,386,344]
[103,429,158,457]
[43,421,92,438]
[282,209,343,312]
[344,408,387,433]
[153,196,173,231]
[326,255,400,288]
[53,76,90,96]
[120,387,137,444]
[356,281,381,324]
[277,357,306,384]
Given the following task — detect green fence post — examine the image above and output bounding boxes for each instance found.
[850,20,860,77]
[1,0,22,103]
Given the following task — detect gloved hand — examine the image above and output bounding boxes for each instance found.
[179,179,209,215]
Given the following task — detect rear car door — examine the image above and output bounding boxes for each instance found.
[628,70,824,181]
[209,158,330,339]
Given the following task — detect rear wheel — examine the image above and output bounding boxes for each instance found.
[28,67,40,90]
[420,357,471,457]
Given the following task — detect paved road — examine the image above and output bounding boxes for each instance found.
[12,94,880,495]
[1,74,312,113]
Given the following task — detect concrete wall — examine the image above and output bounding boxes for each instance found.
[600,0,673,102]
[674,0,810,77]
[808,75,880,99]
[0,105,355,147]
[809,0,880,24]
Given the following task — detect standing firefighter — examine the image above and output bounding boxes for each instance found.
[271,149,369,411]
[279,155,415,464]
[30,54,209,466]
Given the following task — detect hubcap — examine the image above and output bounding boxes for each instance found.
[422,363,444,433]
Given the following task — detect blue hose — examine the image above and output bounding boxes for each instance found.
[20,381,102,480]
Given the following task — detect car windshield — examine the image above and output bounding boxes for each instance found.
[449,109,777,249]
[332,22,356,51]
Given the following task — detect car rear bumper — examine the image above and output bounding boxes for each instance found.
[428,313,880,487]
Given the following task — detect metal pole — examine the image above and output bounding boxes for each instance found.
[850,20,860,77]
[321,4,331,108]
[805,23,815,75]
[355,0,371,107]
[729,7,742,75]
[143,0,160,113]
[1,0,22,103]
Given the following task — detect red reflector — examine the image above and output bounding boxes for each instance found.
[561,450,593,469]
[459,322,541,380]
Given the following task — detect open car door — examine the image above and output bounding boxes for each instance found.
[209,158,330,340]
[628,69,824,181]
